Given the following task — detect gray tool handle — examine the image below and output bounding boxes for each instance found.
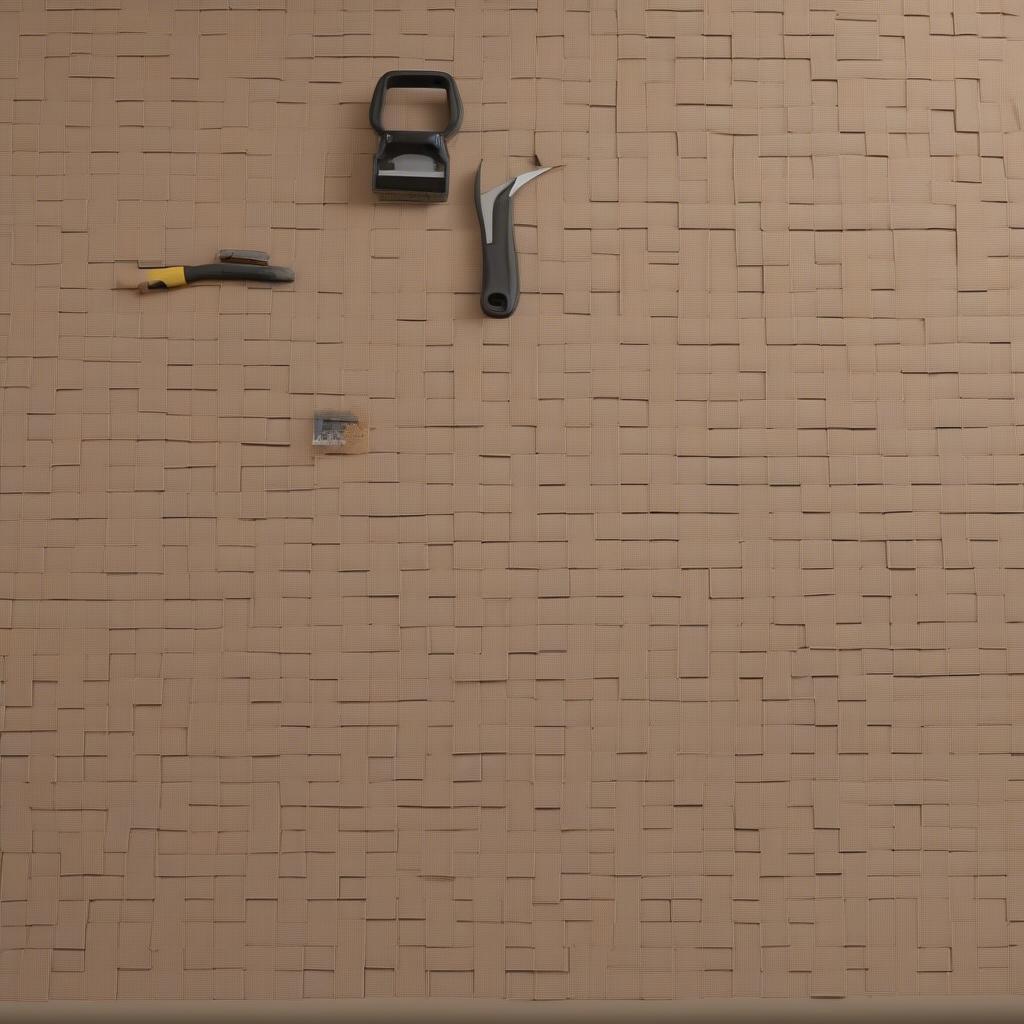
[475,171,519,318]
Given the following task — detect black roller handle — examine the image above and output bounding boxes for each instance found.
[183,264,294,285]
[369,70,462,138]
[475,166,520,318]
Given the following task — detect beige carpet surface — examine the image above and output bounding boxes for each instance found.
[2,0,1024,1003]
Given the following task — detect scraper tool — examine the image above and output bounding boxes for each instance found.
[474,162,557,318]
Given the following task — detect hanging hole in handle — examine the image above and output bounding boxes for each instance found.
[487,293,508,312]
[378,87,453,134]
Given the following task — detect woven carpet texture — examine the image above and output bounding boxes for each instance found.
[2,0,1024,1003]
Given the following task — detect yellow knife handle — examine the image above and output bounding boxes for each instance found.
[143,266,188,289]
